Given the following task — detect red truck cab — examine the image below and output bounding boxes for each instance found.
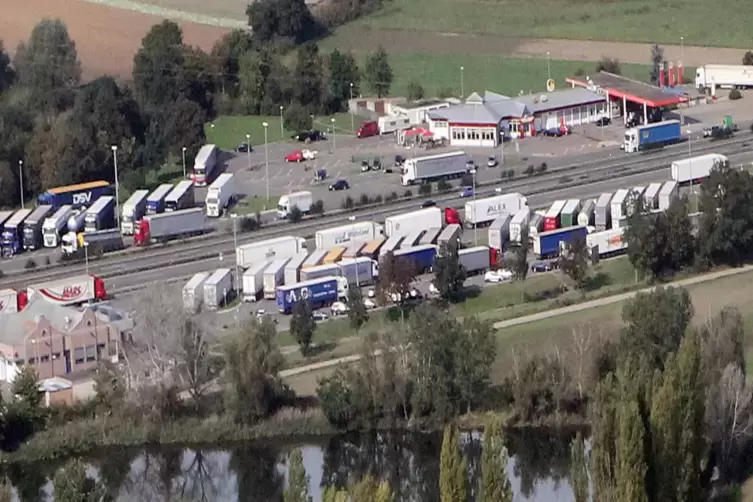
[356,121,379,138]
[133,220,151,246]
[444,207,462,226]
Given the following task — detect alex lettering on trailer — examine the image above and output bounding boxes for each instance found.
[286,287,312,303]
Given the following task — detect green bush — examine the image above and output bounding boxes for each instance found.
[25,259,37,270]
[403,189,413,198]
[525,164,535,176]
[359,193,370,206]
[239,217,259,233]
[310,199,325,216]
[342,196,355,209]
[386,191,399,202]
[437,179,452,192]
[287,206,303,223]
[418,184,432,196]
[729,88,743,100]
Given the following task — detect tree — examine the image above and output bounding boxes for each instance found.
[558,235,589,289]
[283,103,314,133]
[0,40,15,94]
[615,399,649,502]
[374,481,394,502]
[328,49,360,111]
[596,57,621,75]
[620,286,693,370]
[406,80,425,101]
[569,432,589,502]
[284,449,312,502]
[12,365,41,409]
[246,0,318,44]
[13,19,81,112]
[350,474,378,501]
[290,299,316,355]
[664,196,696,268]
[224,317,287,424]
[743,50,753,66]
[590,374,619,502]
[375,251,416,306]
[177,316,220,409]
[211,29,255,96]
[346,285,368,331]
[455,317,496,413]
[509,225,529,286]
[439,423,468,502]
[649,44,664,85]
[293,43,325,110]
[52,459,109,502]
[322,486,349,502]
[479,416,512,502]
[93,361,126,413]
[133,20,185,112]
[433,242,467,302]
[364,46,393,97]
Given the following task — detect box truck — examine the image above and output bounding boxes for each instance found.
[27,274,107,306]
[594,193,612,230]
[464,192,527,227]
[533,226,588,259]
[84,196,115,233]
[419,227,442,246]
[658,181,679,211]
[559,199,581,228]
[577,200,596,227]
[22,205,53,251]
[121,189,149,235]
[610,189,630,223]
[301,263,341,282]
[0,288,27,314]
[315,220,381,249]
[643,183,663,210]
[37,181,112,210]
[338,257,377,286]
[437,224,462,249]
[242,261,269,302]
[284,252,309,285]
[205,173,235,217]
[263,259,289,299]
[203,268,233,310]
[1,209,31,258]
[183,272,210,313]
[508,208,531,245]
[695,64,753,90]
[384,207,442,236]
[459,246,491,275]
[301,248,328,270]
[133,208,205,246]
[391,244,437,273]
[237,236,306,269]
[193,144,219,187]
[587,228,627,257]
[543,200,567,232]
[487,212,513,250]
[277,191,312,219]
[276,277,341,314]
[360,238,385,259]
[401,151,470,186]
[146,184,173,215]
[671,153,727,184]
[623,120,682,153]
[43,206,73,248]
[165,180,196,212]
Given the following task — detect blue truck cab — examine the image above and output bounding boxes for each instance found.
[622,120,682,153]
[390,244,438,274]
[276,276,341,314]
[37,181,112,210]
[1,208,32,258]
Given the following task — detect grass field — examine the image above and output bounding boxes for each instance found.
[342,0,751,47]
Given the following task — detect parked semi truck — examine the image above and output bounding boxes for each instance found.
[183,272,210,313]
[487,212,512,250]
[543,200,567,231]
[315,220,382,249]
[391,244,437,273]
[263,259,289,299]
[623,120,682,153]
[399,229,424,249]
[146,184,174,214]
[610,189,630,228]
[284,252,309,285]
[193,144,219,187]
[437,224,462,248]
[643,183,663,210]
[695,64,753,90]
[62,228,124,256]
[0,211,13,232]
[277,191,313,219]
[242,261,269,302]
[529,213,544,240]
[1,209,31,258]
[384,207,442,236]
[37,181,112,209]
[658,181,678,211]
[459,246,491,275]
[508,208,531,245]
[0,288,28,314]
[84,196,115,233]
[342,241,365,259]
[301,263,341,282]
[22,205,53,251]
[401,151,470,186]
[27,274,107,306]
[203,268,233,310]
[205,173,235,217]
[338,257,377,286]
[419,228,442,246]
[533,226,588,259]
[587,228,627,257]
[595,193,612,230]
[120,189,149,236]
[464,192,527,227]
[360,239,385,260]
[133,207,205,246]
[276,276,342,314]
[379,234,404,256]
[165,180,196,212]
[671,153,727,184]
[236,236,307,269]
[577,200,596,227]
[559,199,581,228]
[42,205,73,248]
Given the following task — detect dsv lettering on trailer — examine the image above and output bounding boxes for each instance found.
[72,192,93,205]
[286,287,311,303]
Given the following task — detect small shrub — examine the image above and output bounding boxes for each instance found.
[342,196,355,209]
[25,258,38,270]
[373,194,383,204]
[403,189,413,198]
[437,179,452,192]
[536,162,548,174]
[418,184,432,196]
[525,164,535,176]
[44,256,51,266]
[311,199,325,216]
[729,88,743,100]
[386,191,399,202]
[0,269,4,278]
[287,206,303,223]
[506,169,516,179]
[359,193,370,206]
[239,216,259,232]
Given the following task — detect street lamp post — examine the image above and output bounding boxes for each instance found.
[83,241,90,275]
[110,145,120,229]
[262,122,270,200]
[687,129,697,210]
[331,117,336,152]
[245,133,252,170]
[349,82,355,133]
[349,216,359,288]
[280,105,284,139]
[470,168,478,245]
[18,160,24,210]
[181,146,187,179]
[231,213,239,295]
[460,66,465,98]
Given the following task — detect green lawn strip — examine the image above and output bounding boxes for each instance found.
[233,196,277,215]
[338,0,750,47]
[205,113,354,150]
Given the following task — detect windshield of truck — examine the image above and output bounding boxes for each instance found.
[206,197,217,206]
[277,203,287,212]
[624,133,631,142]
[0,232,12,244]
[23,228,33,239]
[195,166,206,175]
[43,226,55,236]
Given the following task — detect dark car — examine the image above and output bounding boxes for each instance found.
[236,142,251,153]
[329,179,350,191]
[293,130,326,143]
[543,126,572,137]
[595,117,611,127]
[531,262,553,273]
[420,200,437,208]
[394,155,406,167]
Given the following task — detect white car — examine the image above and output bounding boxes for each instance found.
[484,269,513,283]
[313,311,329,321]
[301,149,317,160]
[364,298,376,309]
[331,301,349,316]
[429,283,440,296]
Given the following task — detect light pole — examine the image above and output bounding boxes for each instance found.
[231,213,239,295]
[349,216,359,288]
[331,117,336,152]
[547,52,551,81]
[181,146,187,179]
[262,122,270,200]
[279,105,284,139]
[83,241,90,275]
[18,160,24,210]
[245,133,251,170]
[687,128,697,210]
[460,66,465,98]
[470,168,477,245]
[110,145,120,230]
[681,36,684,65]
[349,82,355,133]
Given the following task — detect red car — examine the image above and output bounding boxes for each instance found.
[284,149,317,162]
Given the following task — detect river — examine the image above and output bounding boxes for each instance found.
[8,428,579,501]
